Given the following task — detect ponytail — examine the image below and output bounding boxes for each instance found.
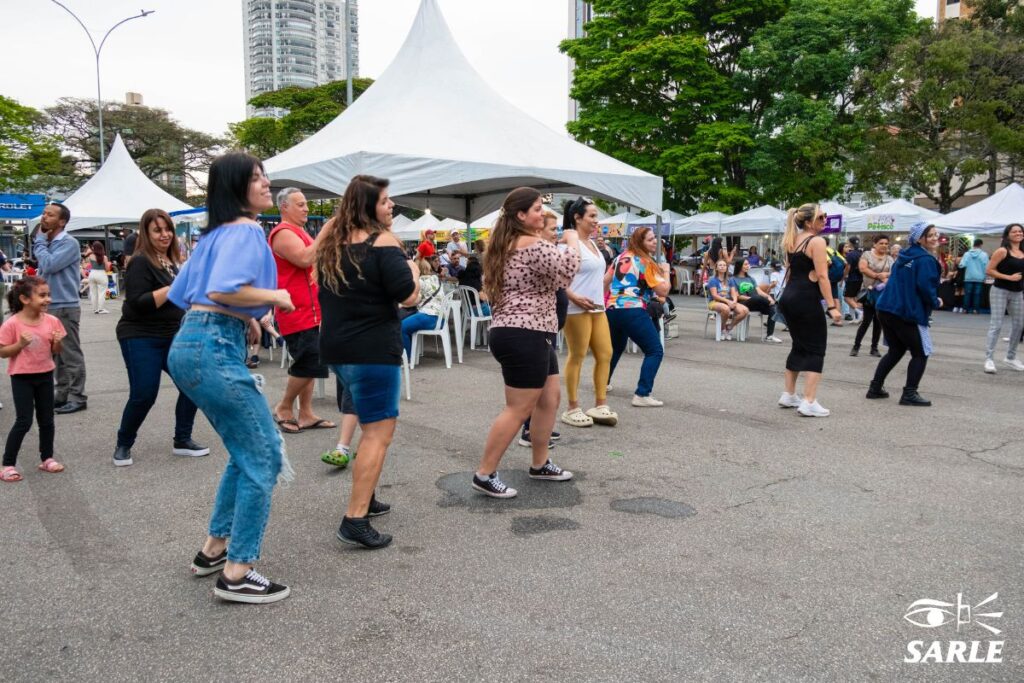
[782,203,818,257]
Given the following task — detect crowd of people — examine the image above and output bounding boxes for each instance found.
[2,151,1022,605]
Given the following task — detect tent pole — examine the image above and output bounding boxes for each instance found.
[655,216,663,261]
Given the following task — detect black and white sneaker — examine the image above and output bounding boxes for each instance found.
[190,549,227,576]
[367,494,391,517]
[213,569,290,604]
[337,516,392,549]
[528,460,573,481]
[517,429,555,449]
[550,430,561,441]
[471,472,518,498]
[173,438,210,457]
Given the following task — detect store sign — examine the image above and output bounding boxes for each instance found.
[867,214,896,231]
[0,193,46,220]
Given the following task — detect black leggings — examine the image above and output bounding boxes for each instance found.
[3,372,55,467]
[854,298,882,349]
[743,295,776,336]
[872,312,929,391]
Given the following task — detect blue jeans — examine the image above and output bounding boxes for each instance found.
[117,336,199,448]
[964,281,984,313]
[607,307,664,397]
[168,311,284,564]
[401,312,439,358]
[331,364,401,424]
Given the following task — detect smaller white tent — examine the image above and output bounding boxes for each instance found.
[600,212,645,228]
[437,217,468,234]
[395,212,439,240]
[852,198,940,233]
[41,134,191,232]
[390,214,413,234]
[719,206,788,235]
[469,207,563,230]
[628,210,685,226]
[673,211,727,236]
[933,183,1024,234]
[819,200,865,232]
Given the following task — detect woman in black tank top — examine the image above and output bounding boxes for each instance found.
[983,223,1024,372]
[776,204,841,417]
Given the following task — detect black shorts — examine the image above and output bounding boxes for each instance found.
[489,327,558,389]
[283,327,329,379]
[845,280,862,298]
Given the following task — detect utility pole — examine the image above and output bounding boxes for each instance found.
[345,1,354,105]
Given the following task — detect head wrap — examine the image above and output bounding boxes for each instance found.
[908,222,929,245]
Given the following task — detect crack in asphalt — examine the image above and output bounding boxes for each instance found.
[900,440,1024,476]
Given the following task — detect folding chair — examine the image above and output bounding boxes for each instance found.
[456,286,491,350]
[410,291,454,369]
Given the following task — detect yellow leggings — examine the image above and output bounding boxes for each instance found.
[563,312,612,404]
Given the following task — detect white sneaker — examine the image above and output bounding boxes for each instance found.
[1003,358,1024,372]
[763,335,783,343]
[1002,337,1010,342]
[797,399,830,417]
[984,359,997,374]
[631,395,664,407]
[778,392,802,408]
[724,332,733,341]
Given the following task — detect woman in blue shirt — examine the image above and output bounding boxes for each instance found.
[167,153,295,605]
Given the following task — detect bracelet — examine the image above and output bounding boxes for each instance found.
[827,305,837,311]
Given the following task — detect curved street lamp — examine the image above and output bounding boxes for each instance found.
[50,1,154,164]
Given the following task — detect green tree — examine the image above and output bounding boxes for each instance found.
[44,98,224,201]
[229,78,374,157]
[853,19,1024,211]
[0,96,75,193]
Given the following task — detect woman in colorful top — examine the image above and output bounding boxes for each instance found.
[167,152,295,605]
[605,227,671,407]
[706,259,749,341]
[401,258,445,359]
[560,196,617,429]
[474,187,580,499]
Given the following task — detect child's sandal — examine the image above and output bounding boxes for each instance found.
[1,466,23,482]
[37,459,64,473]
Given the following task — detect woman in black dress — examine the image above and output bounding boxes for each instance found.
[776,203,842,417]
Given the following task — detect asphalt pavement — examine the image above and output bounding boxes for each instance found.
[0,298,1021,682]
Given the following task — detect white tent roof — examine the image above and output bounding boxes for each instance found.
[395,212,440,240]
[933,183,1024,234]
[437,217,468,233]
[628,210,685,226]
[469,207,563,230]
[263,0,662,221]
[391,214,413,233]
[673,211,727,235]
[719,205,788,235]
[599,212,646,227]
[852,198,940,233]
[40,135,191,232]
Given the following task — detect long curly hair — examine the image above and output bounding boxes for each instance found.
[315,175,390,293]
[483,187,541,307]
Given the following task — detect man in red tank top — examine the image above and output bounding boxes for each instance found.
[268,189,335,433]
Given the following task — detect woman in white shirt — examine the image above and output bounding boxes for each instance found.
[560,197,617,428]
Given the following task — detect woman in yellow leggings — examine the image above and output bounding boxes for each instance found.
[560,197,618,428]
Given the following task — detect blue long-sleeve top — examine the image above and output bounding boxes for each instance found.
[33,230,82,310]
[877,244,941,326]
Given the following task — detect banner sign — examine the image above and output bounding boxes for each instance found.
[822,214,843,234]
[0,193,46,220]
[867,214,896,231]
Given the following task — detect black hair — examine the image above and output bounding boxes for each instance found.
[204,152,265,232]
[47,202,70,225]
[562,196,594,231]
[7,275,46,314]
[873,233,890,245]
[1000,224,1022,251]
[973,238,984,248]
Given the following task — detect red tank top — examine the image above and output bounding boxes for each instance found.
[268,222,320,336]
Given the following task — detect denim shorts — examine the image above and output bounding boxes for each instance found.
[330,364,400,424]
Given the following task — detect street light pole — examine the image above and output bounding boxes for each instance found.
[345,1,354,105]
[49,1,154,164]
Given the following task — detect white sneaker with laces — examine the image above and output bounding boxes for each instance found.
[1003,357,1024,372]
[984,359,997,374]
[763,335,783,343]
[797,399,830,417]
[631,395,664,407]
[778,392,802,408]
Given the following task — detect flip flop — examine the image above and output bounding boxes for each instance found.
[298,418,337,431]
[37,459,64,473]
[274,414,302,434]
[1,466,22,482]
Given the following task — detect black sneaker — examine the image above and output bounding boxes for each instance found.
[849,346,859,357]
[173,438,210,457]
[528,460,573,481]
[113,445,133,467]
[869,347,881,357]
[550,430,561,441]
[517,429,555,449]
[471,472,518,498]
[337,516,392,549]
[190,548,227,576]
[213,569,290,604]
[367,494,391,517]
[245,355,260,369]
[663,311,677,323]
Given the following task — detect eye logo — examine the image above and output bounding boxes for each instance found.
[904,593,1002,635]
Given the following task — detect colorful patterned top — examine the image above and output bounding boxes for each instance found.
[607,251,665,309]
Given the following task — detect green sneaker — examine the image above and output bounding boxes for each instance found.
[320,448,351,468]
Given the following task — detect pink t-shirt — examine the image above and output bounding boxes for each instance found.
[0,313,65,375]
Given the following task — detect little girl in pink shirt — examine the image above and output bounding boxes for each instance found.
[0,276,66,482]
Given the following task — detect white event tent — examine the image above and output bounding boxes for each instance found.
[390,214,413,234]
[673,211,727,236]
[264,0,662,222]
[853,198,940,233]
[469,207,563,231]
[394,212,439,240]
[719,205,788,235]
[933,183,1024,234]
[37,134,191,232]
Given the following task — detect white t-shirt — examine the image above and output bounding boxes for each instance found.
[769,270,785,298]
[566,239,607,314]
[446,239,467,267]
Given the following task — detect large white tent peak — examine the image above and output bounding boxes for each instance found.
[264,0,662,221]
[933,183,1024,234]
[43,134,191,232]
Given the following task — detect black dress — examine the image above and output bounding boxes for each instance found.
[778,237,827,373]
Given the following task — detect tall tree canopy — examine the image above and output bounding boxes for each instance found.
[0,96,74,193]
[229,78,374,158]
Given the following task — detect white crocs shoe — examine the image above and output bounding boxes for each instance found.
[560,407,594,428]
[586,404,618,426]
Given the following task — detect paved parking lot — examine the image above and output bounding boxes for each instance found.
[1,298,1020,681]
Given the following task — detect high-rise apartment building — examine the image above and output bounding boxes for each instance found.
[567,1,593,122]
[938,0,973,21]
[242,0,359,117]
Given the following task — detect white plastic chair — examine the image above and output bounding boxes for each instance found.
[627,316,666,353]
[457,286,491,350]
[410,292,454,369]
[673,266,694,295]
[401,350,412,400]
[702,286,725,341]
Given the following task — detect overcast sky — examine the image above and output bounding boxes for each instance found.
[2,0,938,140]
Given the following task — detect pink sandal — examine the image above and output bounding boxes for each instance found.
[38,458,65,473]
[1,466,22,482]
